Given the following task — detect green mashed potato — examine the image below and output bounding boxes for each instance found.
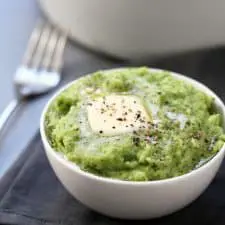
[45,67,225,181]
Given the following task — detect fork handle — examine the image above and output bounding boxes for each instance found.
[0,100,19,132]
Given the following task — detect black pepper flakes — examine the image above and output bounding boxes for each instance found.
[99,130,103,134]
[136,113,141,120]
[133,137,140,146]
[112,126,116,129]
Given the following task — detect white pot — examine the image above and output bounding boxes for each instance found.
[39,0,225,60]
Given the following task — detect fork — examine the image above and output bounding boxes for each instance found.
[0,20,67,134]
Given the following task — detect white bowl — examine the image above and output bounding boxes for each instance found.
[39,0,225,60]
[40,68,225,219]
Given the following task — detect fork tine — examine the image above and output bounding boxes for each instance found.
[41,28,59,70]
[51,31,67,72]
[31,23,52,69]
[22,21,43,66]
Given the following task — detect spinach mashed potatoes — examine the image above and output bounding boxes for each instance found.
[45,68,225,181]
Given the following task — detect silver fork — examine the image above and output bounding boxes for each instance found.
[0,20,67,133]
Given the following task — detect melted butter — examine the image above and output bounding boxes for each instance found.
[87,95,151,136]
[166,111,188,129]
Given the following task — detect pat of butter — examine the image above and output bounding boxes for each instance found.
[87,95,151,135]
